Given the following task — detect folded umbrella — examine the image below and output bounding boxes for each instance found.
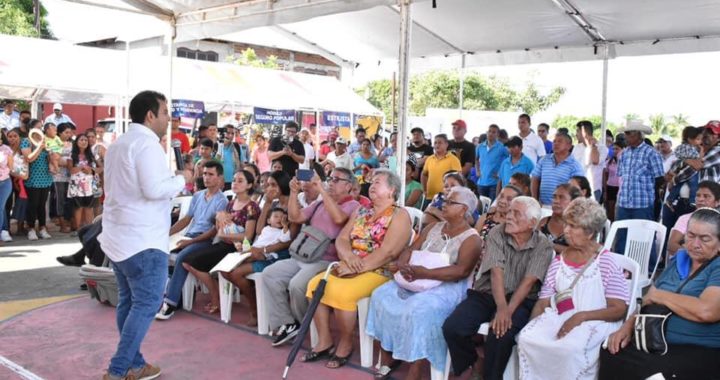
[282,262,339,379]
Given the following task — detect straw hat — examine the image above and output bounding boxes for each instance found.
[618,119,653,135]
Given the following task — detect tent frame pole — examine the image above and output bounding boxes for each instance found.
[166,20,176,169]
[458,54,465,119]
[397,0,412,206]
[601,44,609,146]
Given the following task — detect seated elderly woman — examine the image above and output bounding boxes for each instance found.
[302,169,412,369]
[517,198,628,379]
[423,171,476,227]
[667,181,720,258]
[366,187,481,379]
[600,207,720,379]
[538,183,581,254]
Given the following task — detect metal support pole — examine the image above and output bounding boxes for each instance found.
[166,21,176,168]
[397,0,412,206]
[458,54,466,119]
[600,45,609,145]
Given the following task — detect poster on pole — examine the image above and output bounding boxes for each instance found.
[321,111,352,128]
[171,99,205,119]
[253,107,296,125]
[354,114,384,138]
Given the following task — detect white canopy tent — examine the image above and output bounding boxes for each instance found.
[49,0,720,199]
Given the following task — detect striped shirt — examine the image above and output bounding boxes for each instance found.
[700,144,720,183]
[617,143,664,208]
[474,224,555,299]
[531,153,585,205]
[539,251,629,303]
[670,143,700,184]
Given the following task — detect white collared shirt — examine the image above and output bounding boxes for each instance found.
[572,142,608,193]
[43,113,74,126]
[98,123,185,262]
[521,131,546,163]
[0,111,19,130]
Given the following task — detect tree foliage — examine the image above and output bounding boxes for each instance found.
[0,0,51,37]
[356,70,566,121]
[226,48,279,69]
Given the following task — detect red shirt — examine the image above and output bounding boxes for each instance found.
[171,132,190,153]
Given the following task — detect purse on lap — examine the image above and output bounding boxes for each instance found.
[394,234,450,293]
[634,255,717,355]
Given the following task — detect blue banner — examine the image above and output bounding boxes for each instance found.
[322,111,352,127]
[253,107,296,125]
[171,99,205,118]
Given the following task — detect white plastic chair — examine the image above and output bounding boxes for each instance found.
[405,206,424,234]
[596,220,612,244]
[602,219,666,290]
[479,196,492,215]
[168,196,193,264]
[218,270,269,334]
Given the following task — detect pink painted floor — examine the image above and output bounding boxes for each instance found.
[0,296,378,380]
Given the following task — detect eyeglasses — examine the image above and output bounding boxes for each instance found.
[327,176,351,183]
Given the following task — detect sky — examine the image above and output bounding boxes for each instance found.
[40,0,720,129]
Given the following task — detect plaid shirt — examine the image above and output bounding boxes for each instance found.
[617,143,664,208]
[670,143,700,184]
[700,144,720,183]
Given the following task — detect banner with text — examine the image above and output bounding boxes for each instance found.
[253,107,296,125]
[321,111,352,127]
[171,99,205,119]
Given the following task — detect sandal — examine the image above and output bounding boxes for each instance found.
[326,351,353,369]
[374,360,401,379]
[300,345,335,363]
[205,305,220,314]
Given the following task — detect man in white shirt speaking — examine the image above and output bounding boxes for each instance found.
[98,91,185,380]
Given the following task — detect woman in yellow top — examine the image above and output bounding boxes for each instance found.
[303,169,412,369]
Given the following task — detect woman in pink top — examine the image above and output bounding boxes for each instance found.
[603,139,625,221]
[0,133,15,241]
[667,181,720,258]
[252,134,271,173]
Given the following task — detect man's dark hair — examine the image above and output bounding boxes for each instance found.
[556,132,573,145]
[19,110,30,116]
[538,123,550,132]
[488,124,500,132]
[576,120,594,134]
[510,173,532,195]
[519,114,531,124]
[129,90,166,124]
[333,167,357,186]
[698,181,720,201]
[285,121,299,132]
[203,160,224,176]
[198,125,209,133]
[410,127,424,135]
[435,134,449,144]
[199,138,214,148]
[606,129,614,139]
[355,127,366,136]
[498,129,509,140]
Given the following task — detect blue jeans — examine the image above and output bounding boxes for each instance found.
[164,240,214,306]
[478,185,497,202]
[0,179,12,231]
[109,249,167,377]
[615,205,658,270]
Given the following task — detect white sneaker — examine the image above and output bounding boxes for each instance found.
[38,229,52,239]
[27,229,38,241]
[0,230,12,242]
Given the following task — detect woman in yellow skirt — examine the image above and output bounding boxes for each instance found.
[302,169,412,369]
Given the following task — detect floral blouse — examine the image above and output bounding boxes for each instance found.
[227,200,261,228]
[350,205,396,259]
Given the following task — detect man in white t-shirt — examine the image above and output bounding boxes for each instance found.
[573,120,608,201]
[518,113,546,163]
[299,128,315,169]
[324,138,352,170]
[0,99,20,131]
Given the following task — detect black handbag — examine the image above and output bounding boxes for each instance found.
[634,255,717,355]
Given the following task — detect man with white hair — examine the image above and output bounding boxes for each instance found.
[443,196,554,380]
[44,103,74,126]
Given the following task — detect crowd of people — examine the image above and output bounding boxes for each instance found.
[2,94,719,380]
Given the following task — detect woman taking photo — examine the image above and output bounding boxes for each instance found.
[600,207,720,379]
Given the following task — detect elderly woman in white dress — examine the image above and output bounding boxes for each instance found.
[366,187,481,379]
[516,198,628,380]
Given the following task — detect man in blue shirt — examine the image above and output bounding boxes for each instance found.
[496,136,535,195]
[156,160,229,320]
[537,123,553,154]
[531,133,585,206]
[615,120,665,256]
[475,124,508,201]
[219,127,241,191]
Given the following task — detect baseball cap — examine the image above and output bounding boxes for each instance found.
[335,137,348,145]
[451,119,467,129]
[705,120,720,135]
[505,136,523,147]
[410,127,424,135]
[656,135,673,143]
[53,103,63,111]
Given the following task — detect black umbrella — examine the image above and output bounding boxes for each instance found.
[282,262,339,379]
